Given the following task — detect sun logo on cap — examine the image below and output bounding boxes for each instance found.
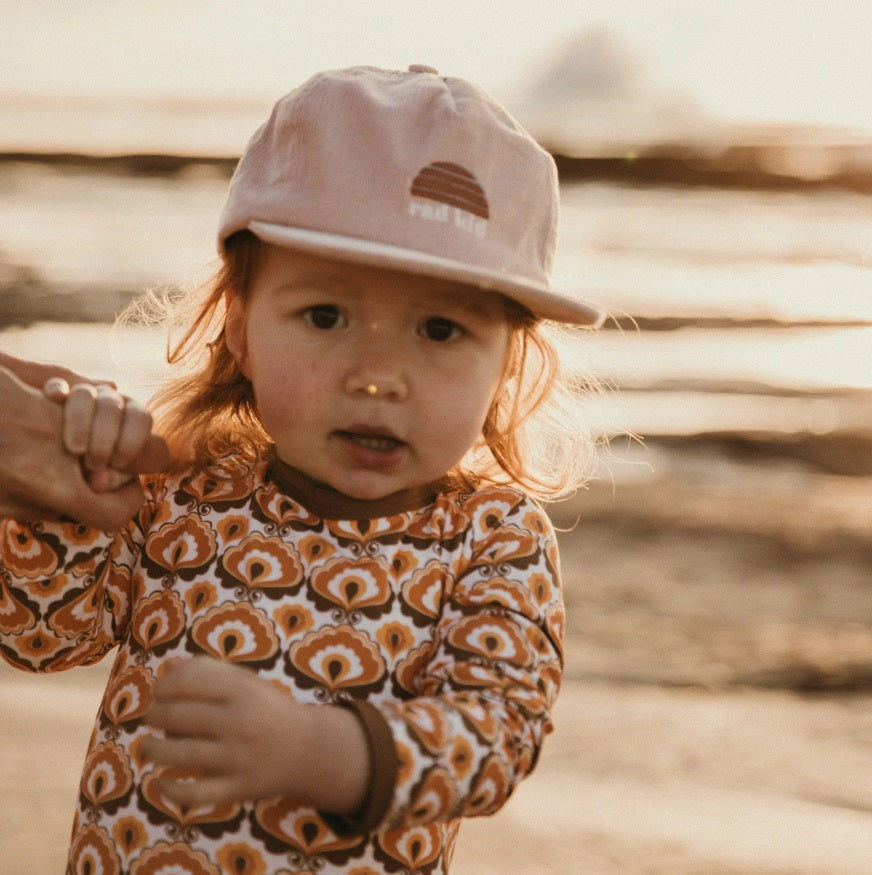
[411,162,489,218]
[408,163,489,238]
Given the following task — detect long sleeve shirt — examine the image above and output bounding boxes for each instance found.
[0,450,564,874]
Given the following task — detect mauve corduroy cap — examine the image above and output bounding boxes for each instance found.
[218,64,603,327]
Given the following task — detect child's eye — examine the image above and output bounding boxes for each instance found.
[303,305,346,329]
[421,317,463,342]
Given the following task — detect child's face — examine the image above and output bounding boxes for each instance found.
[226,245,512,500]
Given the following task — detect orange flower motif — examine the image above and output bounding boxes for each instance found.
[296,534,336,565]
[376,823,443,871]
[453,694,501,743]
[386,548,417,581]
[253,798,360,855]
[190,601,279,663]
[47,584,102,639]
[61,521,105,546]
[217,514,250,543]
[525,623,555,660]
[183,581,219,616]
[103,664,154,727]
[466,488,524,534]
[461,576,536,617]
[401,559,449,621]
[221,532,303,592]
[539,659,562,702]
[407,766,457,824]
[184,462,255,506]
[448,661,504,691]
[465,753,511,816]
[140,769,242,828]
[67,547,103,580]
[394,642,436,696]
[450,735,475,780]
[401,701,450,756]
[274,602,314,638]
[0,577,36,635]
[289,624,386,694]
[112,816,149,857]
[545,602,565,654]
[69,823,121,875]
[215,843,268,875]
[255,487,318,527]
[522,508,550,536]
[324,514,408,545]
[447,615,532,666]
[24,573,68,599]
[309,556,393,614]
[145,515,217,575]
[0,521,59,578]
[405,496,469,539]
[527,572,554,609]
[131,590,187,653]
[376,620,415,659]
[130,840,221,875]
[80,741,133,808]
[472,526,538,567]
[15,622,63,661]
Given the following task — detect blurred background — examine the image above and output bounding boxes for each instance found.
[2,1,872,872]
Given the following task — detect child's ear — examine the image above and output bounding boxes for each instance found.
[224,292,250,378]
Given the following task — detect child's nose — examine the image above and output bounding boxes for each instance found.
[344,326,408,401]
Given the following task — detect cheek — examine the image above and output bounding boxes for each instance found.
[248,353,329,426]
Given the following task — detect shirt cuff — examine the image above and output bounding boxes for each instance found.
[320,698,398,835]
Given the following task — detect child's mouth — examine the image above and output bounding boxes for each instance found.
[337,431,404,453]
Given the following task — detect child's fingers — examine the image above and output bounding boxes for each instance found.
[156,773,237,808]
[63,383,99,456]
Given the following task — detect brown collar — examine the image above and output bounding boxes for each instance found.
[266,455,441,520]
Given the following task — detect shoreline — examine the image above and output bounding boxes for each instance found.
[5,144,872,197]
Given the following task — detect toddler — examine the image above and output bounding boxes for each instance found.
[0,64,602,874]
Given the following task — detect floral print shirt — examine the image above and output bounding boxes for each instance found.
[0,452,564,875]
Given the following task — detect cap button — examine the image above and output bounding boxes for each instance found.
[408,64,439,75]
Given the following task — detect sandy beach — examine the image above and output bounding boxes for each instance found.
[3,440,871,874]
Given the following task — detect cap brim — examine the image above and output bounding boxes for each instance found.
[247,221,604,327]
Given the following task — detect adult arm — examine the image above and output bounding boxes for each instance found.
[0,350,168,530]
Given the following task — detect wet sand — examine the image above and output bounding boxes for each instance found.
[2,443,872,873]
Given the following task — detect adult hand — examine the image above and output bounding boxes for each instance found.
[0,350,169,530]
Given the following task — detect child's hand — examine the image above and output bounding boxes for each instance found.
[43,377,157,493]
[141,657,369,813]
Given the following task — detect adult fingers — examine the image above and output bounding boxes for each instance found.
[42,376,71,402]
[133,433,171,475]
[84,386,128,471]
[0,350,114,391]
[67,477,148,530]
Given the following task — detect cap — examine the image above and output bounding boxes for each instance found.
[218,65,603,327]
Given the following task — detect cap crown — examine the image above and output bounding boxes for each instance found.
[218,65,601,326]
